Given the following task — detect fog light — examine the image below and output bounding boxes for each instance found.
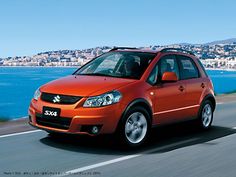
[91,126,99,134]
[80,125,102,134]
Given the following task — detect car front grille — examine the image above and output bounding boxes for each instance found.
[41,92,82,104]
[36,113,72,130]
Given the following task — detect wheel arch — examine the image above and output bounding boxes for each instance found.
[115,98,153,131]
[201,94,216,111]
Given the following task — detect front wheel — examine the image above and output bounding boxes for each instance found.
[117,106,150,147]
[197,100,214,129]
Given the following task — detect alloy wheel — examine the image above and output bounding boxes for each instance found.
[125,112,148,144]
[201,103,212,128]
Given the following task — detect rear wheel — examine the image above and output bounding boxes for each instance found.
[197,100,214,129]
[117,106,150,147]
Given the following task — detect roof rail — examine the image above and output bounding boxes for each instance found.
[160,48,195,56]
[109,47,138,52]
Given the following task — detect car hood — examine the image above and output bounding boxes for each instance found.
[40,75,137,96]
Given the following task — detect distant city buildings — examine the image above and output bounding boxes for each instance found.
[0,44,236,70]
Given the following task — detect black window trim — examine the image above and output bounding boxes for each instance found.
[175,54,200,80]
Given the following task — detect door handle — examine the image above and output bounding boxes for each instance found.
[201,83,205,88]
[179,85,185,92]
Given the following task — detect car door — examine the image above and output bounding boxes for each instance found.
[176,55,204,119]
[150,54,187,125]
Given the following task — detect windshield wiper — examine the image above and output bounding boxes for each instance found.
[115,75,138,80]
[78,73,115,77]
[77,73,138,79]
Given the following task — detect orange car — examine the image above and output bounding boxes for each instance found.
[29,47,215,146]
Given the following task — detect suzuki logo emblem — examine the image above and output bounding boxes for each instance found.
[53,95,61,103]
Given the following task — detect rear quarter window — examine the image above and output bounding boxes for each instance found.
[196,59,208,77]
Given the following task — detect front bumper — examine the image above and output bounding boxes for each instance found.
[28,97,125,135]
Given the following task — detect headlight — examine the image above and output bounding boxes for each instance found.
[83,91,122,107]
[33,88,41,101]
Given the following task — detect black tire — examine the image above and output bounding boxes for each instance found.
[196,100,214,130]
[116,106,151,147]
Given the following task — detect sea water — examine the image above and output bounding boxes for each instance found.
[0,67,236,119]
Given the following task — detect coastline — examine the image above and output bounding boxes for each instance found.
[0,66,79,68]
[206,68,236,71]
[0,65,236,71]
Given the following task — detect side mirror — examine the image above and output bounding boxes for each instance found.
[161,72,178,82]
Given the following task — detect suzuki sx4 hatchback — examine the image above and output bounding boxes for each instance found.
[29,48,216,147]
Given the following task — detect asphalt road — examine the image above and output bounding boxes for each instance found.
[1,100,236,177]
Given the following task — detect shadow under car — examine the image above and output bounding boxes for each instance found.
[39,122,236,155]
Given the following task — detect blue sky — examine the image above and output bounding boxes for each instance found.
[0,0,236,57]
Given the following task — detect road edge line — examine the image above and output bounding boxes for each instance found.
[0,130,42,138]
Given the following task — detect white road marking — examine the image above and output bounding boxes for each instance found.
[56,138,198,177]
[217,101,236,105]
[0,130,42,138]
[216,102,224,105]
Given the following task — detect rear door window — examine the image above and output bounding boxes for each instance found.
[177,55,199,80]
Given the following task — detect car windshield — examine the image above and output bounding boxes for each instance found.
[75,52,156,79]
